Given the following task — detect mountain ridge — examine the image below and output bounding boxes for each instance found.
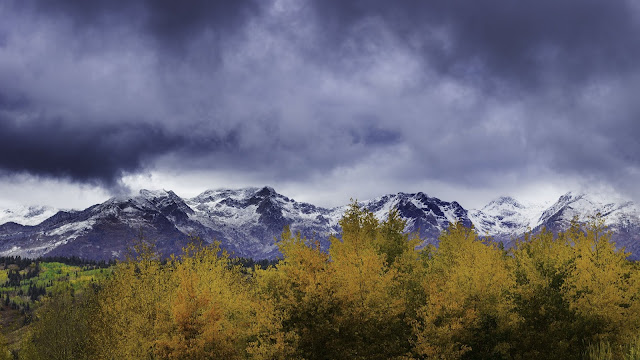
[1,187,639,260]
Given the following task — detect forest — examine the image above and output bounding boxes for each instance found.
[1,202,640,359]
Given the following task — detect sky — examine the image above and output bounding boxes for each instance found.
[1,0,640,210]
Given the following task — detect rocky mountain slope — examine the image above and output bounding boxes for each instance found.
[533,192,640,257]
[1,187,639,260]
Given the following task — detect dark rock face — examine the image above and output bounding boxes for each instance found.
[0,190,196,260]
[360,192,473,246]
[45,219,190,261]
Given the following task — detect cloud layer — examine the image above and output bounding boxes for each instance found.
[1,0,640,206]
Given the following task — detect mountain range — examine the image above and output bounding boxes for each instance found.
[1,187,639,260]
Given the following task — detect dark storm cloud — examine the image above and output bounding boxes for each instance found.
[301,0,640,197]
[23,0,261,53]
[0,91,29,111]
[0,83,244,187]
[310,0,640,89]
[0,115,182,187]
[26,0,640,83]
[2,0,640,203]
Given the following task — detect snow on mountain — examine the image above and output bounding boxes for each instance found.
[467,191,640,258]
[0,205,59,226]
[530,191,640,258]
[0,190,193,260]
[185,187,336,258]
[536,191,640,230]
[0,187,473,260]
[359,192,472,242]
[468,196,549,238]
[1,187,640,260]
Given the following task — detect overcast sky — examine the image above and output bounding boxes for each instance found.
[1,0,640,210]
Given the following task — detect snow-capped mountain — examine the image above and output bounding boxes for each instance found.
[359,192,472,242]
[0,205,58,226]
[469,192,640,258]
[1,187,639,260]
[0,187,472,260]
[0,190,194,259]
[184,186,338,259]
[533,192,640,257]
[469,196,549,239]
[536,192,639,230]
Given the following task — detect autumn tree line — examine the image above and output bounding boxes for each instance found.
[4,202,640,359]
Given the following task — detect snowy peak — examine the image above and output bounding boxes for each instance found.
[189,186,326,215]
[530,191,640,258]
[539,191,640,229]
[467,191,640,258]
[360,192,472,239]
[486,196,525,210]
[139,188,176,199]
[0,189,200,260]
[468,196,548,237]
[183,186,335,259]
[2,187,640,260]
[185,188,472,255]
[254,186,277,198]
[192,187,265,204]
[0,205,59,226]
[92,189,194,219]
[137,189,195,220]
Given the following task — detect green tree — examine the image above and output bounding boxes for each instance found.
[0,329,10,360]
[20,283,98,360]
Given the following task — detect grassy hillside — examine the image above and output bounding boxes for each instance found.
[0,257,113,352]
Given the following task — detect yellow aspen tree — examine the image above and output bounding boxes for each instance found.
[253,226,337,359]
[154,242,256,359]
[564,214,640,348]
[255,203,417,360]
[414,222,515,359]
[511,228,581,359]
[91,240,174,359]
[327,202,414,359]
[244,292,298,360]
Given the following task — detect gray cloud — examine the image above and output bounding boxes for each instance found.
[309,0,640,89]
[0,113,180,187]
[1,0,640,205]
[21,0,262,51]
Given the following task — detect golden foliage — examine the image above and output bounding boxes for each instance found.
[413,222,516,359]
[17,205,640,359]
[564,215,640,345]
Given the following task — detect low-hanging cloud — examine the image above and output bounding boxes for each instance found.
[0,113,181,187]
